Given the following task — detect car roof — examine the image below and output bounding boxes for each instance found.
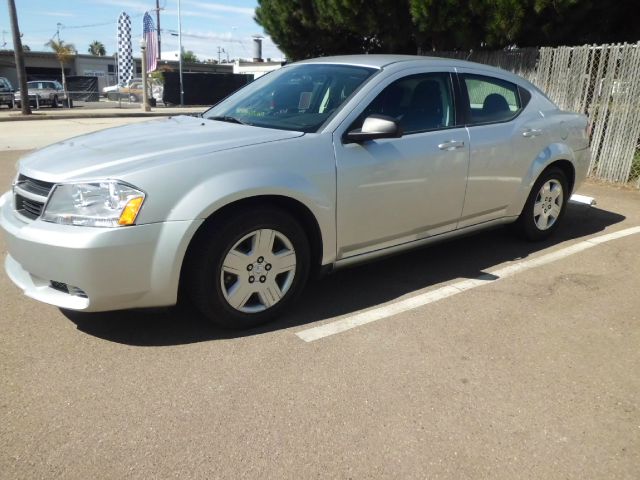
[297,54,496,69]
[295,54,508,74]
[294,54,535,89]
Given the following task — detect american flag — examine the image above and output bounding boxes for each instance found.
[143,12,158,72]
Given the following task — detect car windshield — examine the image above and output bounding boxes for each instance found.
[203,64,377,133]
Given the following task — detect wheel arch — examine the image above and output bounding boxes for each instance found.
[547,159,575,195]
[507,143,578,217]
[179,194,325,292]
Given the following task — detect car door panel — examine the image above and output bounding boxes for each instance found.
[333,69,469,259]
[456,69,548,228]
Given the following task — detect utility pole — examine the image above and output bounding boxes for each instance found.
[140,39,150,112]
[178,0,184,106]
[155,0,161,61]
[7,0,31,114]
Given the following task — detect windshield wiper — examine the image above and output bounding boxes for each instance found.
[208,115,247,125]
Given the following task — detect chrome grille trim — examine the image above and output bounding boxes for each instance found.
[13,174,55,221]
[17,175,54,197]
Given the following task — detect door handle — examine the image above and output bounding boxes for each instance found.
[438,140,465,151]
[522,128,543,138]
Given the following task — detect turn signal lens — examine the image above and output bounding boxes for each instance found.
[118,197,144,225]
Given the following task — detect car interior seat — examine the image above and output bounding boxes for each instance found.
[403,80,444,132]
[481,93,511,121]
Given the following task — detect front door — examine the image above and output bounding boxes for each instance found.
[334,71,470,259]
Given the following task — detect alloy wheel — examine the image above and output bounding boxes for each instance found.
[533,179,563,230]
[220,229,297,313]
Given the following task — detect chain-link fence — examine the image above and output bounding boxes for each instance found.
[536,43,640,187]
[433,42,640,188]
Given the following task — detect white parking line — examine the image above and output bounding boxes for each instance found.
[296,226,640,342]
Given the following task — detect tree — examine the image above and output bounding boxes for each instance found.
[7,0,30,114]
[410,0,484,51]
[23,44,30,51]
[46,39,76,101]
[88,40,106,56]
[316,0,417,53]
[182,50,198,63]
[256,0,639,58]
[256,0,416,60]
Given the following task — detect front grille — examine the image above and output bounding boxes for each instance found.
[18,175,54,197]
[14,174,54,220]
[50,281,69,293]
[50,281,88,298]
[15,195,44,220]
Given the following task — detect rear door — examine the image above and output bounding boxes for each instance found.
[456,70,544,228]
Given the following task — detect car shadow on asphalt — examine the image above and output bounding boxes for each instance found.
[62,203,625,346]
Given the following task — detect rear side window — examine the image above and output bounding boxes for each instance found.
[462,74,522,125]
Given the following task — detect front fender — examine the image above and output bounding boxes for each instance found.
[167,168,336,265]
[506,142,577,217]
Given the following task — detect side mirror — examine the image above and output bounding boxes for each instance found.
[345,114,403,143]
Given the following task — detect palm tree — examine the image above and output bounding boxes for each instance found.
[45,39,76,100]
[88,40,106,56]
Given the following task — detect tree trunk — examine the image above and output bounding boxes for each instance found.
[7,0,31,114]
[60,62,67,92]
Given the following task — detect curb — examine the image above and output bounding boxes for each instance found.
[0,110,204,122]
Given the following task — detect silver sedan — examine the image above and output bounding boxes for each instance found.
[0,55,590,328]
[14,80,69,108]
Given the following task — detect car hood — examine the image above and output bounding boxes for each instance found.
[19,115,304,181]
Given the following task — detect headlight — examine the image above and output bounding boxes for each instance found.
[42,181,145,227]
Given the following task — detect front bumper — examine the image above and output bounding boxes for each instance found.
[0,191,202,312]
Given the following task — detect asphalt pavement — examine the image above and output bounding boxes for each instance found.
[0,119,639,479]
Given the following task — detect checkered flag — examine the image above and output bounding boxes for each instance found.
[117,12,133,86]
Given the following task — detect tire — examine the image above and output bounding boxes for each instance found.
[513,167,568,241]
[185,208,310,329]
[51,95,58,108]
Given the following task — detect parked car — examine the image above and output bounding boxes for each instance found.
[106,81,145,102]
[0,77,15,108]
[0,55,590,328]
[14,80,70,108]
[102,78,142,99]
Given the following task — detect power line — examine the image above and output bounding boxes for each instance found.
[58,13,144,31]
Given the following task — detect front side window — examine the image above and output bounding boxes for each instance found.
[351,72,456,134]
[463,74,521,124]
[204,64,376,133]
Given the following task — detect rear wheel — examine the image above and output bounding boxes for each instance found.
[186,208,310,328]
[513,167,568,241]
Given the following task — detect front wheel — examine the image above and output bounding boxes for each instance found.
[51,95,58,108]
[186,208,310,328]
[513,167,568,241]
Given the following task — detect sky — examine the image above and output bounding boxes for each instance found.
[1,0,285,62]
